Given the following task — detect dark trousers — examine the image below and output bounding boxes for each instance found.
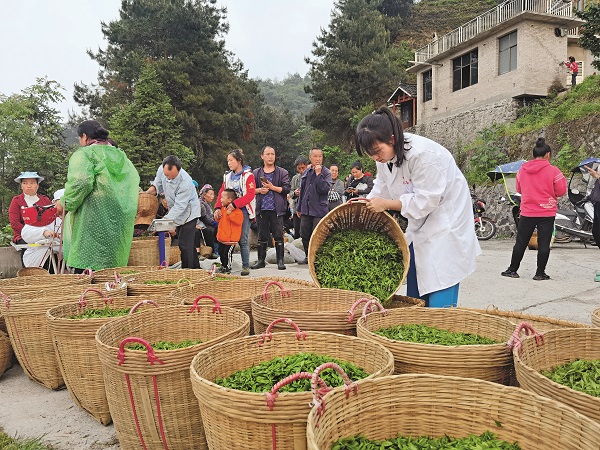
[593,202,600,249]
[293,213,301,239]
[219,243,235,269]
[300,215,323,253]
[177,219,200,269]
[508,215,555,275]
[256,210,284,244]
[195,226,216,249]
[571,73,577,87]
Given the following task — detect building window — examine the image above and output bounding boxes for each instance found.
[499,31,517,75]
[423,70,432,102]
[453,49,478,91]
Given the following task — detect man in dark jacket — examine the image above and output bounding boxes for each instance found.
[251,146,291,270]
[297,148,332,264]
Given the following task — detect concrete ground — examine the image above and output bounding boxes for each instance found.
[0,239,598,449]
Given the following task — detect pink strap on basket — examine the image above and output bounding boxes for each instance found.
[188,294,222,314]
[310,362,358,419]
[129,300,160,314]
[159,261,168,269]
[347,298,386,323]
[258,318,306,346]
[361,299,387,320]
[117,337,168,450]
[506,321,544,355]
[261,281,290,302]
[79,268,94,279]
[78,288,113,309]
[0,290,10,309]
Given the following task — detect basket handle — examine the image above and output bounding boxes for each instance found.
[265,372,329,411]
[261,280,290,301]
[346,197,370,203]
[79,268,94,279]
[159,261,169,269]
[117,337,165,366]
[310,362,358,417]
[257,318,306,346]
[347,298,385,323]
[189,294,222,314]
[0,290,10,309]
[361,299,387,320]
[78,288,113,309]
[506,321,544,355]
[176,278,193,288]
[129,300,160,314]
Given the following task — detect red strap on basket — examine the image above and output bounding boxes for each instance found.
[118,337,168,450]
[310,362,358,421]
[360,299,387,320]
[188,294,222,314]
[79,268,94,279]
[78,288,113,309]
[159,261,168,269]
[0,290,10,309]
[506,321,544,355]
[258,318,306,346]
[347,298,386,323]
[261,281,290,302]
[129,300,160,314]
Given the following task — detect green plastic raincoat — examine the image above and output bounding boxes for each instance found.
[62,144,139,270]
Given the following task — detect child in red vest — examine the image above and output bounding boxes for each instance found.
[216,189,244,273]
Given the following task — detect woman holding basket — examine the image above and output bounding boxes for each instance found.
[355,106,480,307]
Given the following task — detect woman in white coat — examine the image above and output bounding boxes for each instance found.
[356,107,480,307]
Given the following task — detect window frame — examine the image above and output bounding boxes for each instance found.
[452,48,478,92]
[498,30,518,75]
[423,69,432,102]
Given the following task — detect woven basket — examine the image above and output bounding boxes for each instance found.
[128,236,171,267]
[513,328,600,424]
[95,296,250,450]
[306,374,600,450]
[0,273,92,297]
[126,268,212,296]
[592,307,600,328]
[92,265,165,284]
[135,193,158,226]
[168,243,181,265]
[0,330,13,377]
[308,200,410,303]
[528,231,538,250]
[16,267,50,277]
[171,276,316,334]
[252,283,381,336]
[0,283,126,389]
[461,305,591,332]
[190,318,394,450]
[47,291,179,425]
[356,308,516,384]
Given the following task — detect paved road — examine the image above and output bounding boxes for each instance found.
[0,239,598,449]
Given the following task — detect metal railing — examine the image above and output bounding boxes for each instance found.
[414,0,573,63]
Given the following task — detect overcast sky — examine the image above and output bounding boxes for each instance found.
[0,0,335,119]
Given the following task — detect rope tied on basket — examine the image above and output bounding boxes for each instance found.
[262,280,291,302]
[0,291,10,309]
[188,294,222,314]
[310,362,358,423]
[347,298,387,323]
[77,288,113,310]
[506,321,544,355]
[129,300,160,314]
[258,318,306,346]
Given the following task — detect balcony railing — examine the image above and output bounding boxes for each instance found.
[414,0,573,63]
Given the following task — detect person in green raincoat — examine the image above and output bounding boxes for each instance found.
[55,120,139,271]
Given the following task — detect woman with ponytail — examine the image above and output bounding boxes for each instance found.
[355,106,480,307]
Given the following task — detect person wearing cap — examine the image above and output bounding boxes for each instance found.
[9,172,52,245]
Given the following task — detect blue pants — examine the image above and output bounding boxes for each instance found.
[406,244,459,308]
[240,208,250,268]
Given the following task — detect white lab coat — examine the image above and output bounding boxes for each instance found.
[20,219,62,269]
[368,133,481,295]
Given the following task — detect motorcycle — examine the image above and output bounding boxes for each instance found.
[471,188,496,240]
[487,160,526,229]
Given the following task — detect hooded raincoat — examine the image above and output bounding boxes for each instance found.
[62,144,139,270]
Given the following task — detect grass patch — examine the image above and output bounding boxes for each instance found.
[0,429,54,450]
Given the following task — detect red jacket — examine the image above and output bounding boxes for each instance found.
[216,207,244,244]
[8,193,52,242]
[215,167,256,219]
[516,159,567,217]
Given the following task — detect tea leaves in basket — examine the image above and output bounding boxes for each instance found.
[331,431,521,450]
[541,359,600,397]
[126,339,204,351]
[143,279,182,285]
[215,352,368,393]
[314,229,403,303]
[68,306,131,319]
[375,323,499,346]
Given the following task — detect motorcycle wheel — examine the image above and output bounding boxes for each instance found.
[475,217,497,240]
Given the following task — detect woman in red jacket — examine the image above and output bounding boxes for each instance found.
[9,172,52,244]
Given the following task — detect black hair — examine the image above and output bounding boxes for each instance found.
[162,155,182,171]
[329,163,340,169]
[569,56,575,63]
[223,188,238,200]
[107,138,118,147]
[355,106,408,167]
[533,138,552,158]
[77,120,109,140]
[294,155,309,166]
[228,149,245,165]
[261,146,275,155]
[350,160,363,171]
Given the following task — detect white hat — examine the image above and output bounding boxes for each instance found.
[53,189,65,201]
[14,171,44,183]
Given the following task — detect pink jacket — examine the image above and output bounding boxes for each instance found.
[516,159,567,217]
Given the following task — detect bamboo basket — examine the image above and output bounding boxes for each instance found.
[95,295,250,450]
[134,193,158,226]
[93,265,165,284]
[190,318,394,450]
[306,374,600,450]
[461,305,591,332]
[252,283,381,336]
[126,268,212,296]
[0,273,92,297]
[356,307,517,384]
[47,291,179,425]
[168,243,181,265]
[16,267,50,277]
[0,330,12,377]
[170,276,316,334]
[128,236,171,267]
[308,200,410,303]
[513,328,600,424]
[592,307,600,328]
[0,283,126,389]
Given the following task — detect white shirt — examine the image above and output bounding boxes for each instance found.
[20,219,62,268]
[368,133,481,295]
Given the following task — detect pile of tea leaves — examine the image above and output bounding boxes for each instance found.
[69,306,131,319]
[126,338,203,351]
[375,323,499,345]
[541,359,600,397]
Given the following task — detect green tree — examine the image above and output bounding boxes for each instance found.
[256,73,314,117]
[110,64,194,186]
[576,3,600,70]
[305,0,413,146]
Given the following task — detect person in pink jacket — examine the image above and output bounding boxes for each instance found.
[501,138,567,280]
